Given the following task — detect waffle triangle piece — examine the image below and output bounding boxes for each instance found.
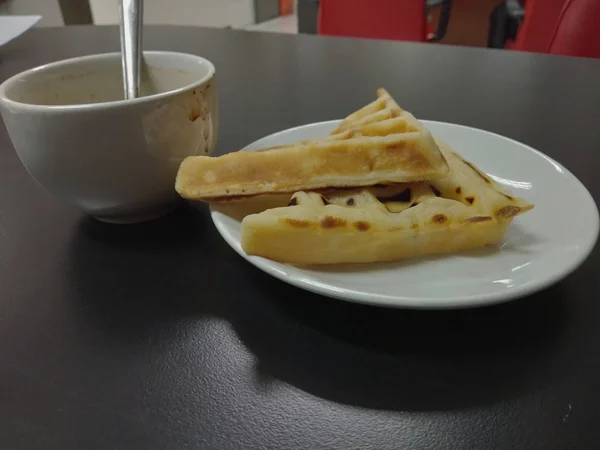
[332,88,420,135]
[240,141,534,265]
[175,89,448,201]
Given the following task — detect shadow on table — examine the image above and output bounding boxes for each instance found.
[65,208,568,412]
[226,265,568,412]
[65,204,224,340]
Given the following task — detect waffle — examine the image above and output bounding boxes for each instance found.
[240,141,534,265]
[333,88,423,135]
[175,89,448,201]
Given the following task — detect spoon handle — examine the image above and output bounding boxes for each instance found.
[119,0,144,99]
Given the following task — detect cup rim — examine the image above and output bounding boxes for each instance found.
[0,50,215,113]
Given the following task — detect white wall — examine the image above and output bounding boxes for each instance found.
[89,0,255,28]
[0,0,260,29]
[0,0,64,27]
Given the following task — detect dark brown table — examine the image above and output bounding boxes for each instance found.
[1,25,600,450]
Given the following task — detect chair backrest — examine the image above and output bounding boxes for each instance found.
[547,0,600,58]
[317,0,427,42]
[512,0,567,52]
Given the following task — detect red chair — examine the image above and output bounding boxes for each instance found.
[317,0,452,43]
[547,0,600,58]
[507,0,567,52]
[489,0,600,58]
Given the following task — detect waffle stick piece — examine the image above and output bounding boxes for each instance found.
[175,89,448,202]
[240,141,534,265]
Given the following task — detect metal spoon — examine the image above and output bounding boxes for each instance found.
[119,0,144,99]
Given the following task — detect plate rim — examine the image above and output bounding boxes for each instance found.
[210,119,600,309]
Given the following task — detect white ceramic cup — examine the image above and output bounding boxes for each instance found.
[0,51,218,223]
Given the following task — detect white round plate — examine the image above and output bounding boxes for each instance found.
[210,120,599,309]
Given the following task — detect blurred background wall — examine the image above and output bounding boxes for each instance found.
[0,0,504,48]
